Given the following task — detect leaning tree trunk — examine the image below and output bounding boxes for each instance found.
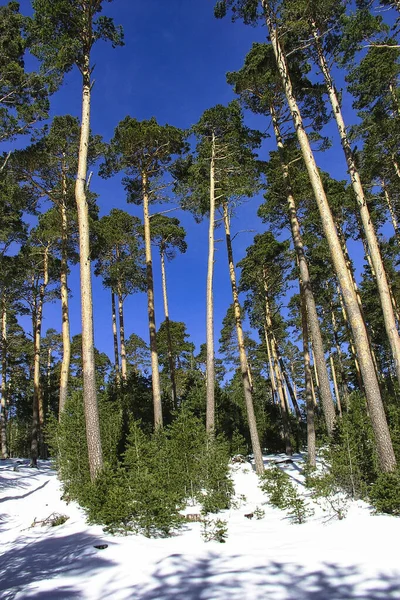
[75,55,103,480]
[312,24,400,390]
[382,181,400,246]
[264,327,277,403]
[160,246,178,409]
[222,201,264,474]
[142,171,163,428]
[1,299,8,459]
[111,290,120,386]
[263,270,292,455]
[330,355,342,418]
[206,131,216,434]
[269,103,336,434]
[300,281,316,467]
[262,1,396,471]
[59,167,71,418]
[278,353,302,422]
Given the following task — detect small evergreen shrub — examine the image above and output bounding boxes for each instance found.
[305,468,348,521]
[260,466,313,524]
[369,472,400,516]
[253,506,265,519]
[201,517,228,543]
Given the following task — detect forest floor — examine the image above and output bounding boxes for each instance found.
[1,454,400,599]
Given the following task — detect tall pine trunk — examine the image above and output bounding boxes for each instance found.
[75,56,103,480]
[301,281,316,467]
[264,327,277,403]
[222,202,264,474]
[117,285,127,382]
[59,164,71,418]
[160,247,177,409]
[263,270,292,455]
[312,25,400,389]
[206,131,216,434]
[261,1,396,471]
[111,290,120,385]
[382,181,400,245]
[31,246,48,466]
[1,299,8,459]
[270,103,336,434]
[142,171,163,428]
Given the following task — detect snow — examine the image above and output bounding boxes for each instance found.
[1,455,400,599]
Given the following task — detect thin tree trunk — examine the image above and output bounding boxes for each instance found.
[330,355,342,418]
[142,171,163,428]
[31,246,49,465]
[206,132,216,434]
[337,285,364,390]
[75,57,103,480]
[262,3,396,471]
[1,300,8,459]
[382,181,400,245]
[160,247,177,409]
[301,281,316,467]
[312,25,400,391]
[270,103,336,434]
[222,202,264,473]
[331,307,349,406]
[264,327,277,403]
[59,165,71,418]
[263,270,292,455]
[111,290,120,386]
[278,354,302,422]
[117,286,127,382]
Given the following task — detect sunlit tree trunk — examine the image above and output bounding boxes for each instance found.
[270,103,336,434]
[262,1,396,471]
[117,286,127,382]
[301,281,316,467]
[263,269,292,455]
[160,246,177,409]
[75,55,103,480]
[312,24,400,390]
[330,355,342,418]
[111,290,120,386]
[264,327,277,403]
[59,162,71,418]
[206,132,216,434]
[223,201,264,473]
[142,171,162,428]
[382,181,400,245]
[1,299,8,459]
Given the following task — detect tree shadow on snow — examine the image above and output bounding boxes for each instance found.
[0,531,116,599]
[125,554,400,600]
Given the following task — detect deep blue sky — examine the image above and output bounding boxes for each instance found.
[12,0,373,363]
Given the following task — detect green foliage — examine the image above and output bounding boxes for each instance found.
[304,466,348,520]
[323,392,377,499]
[260,465,313,524]
[52,404,233,537]
[201,517,228,543]
[369,472,400,516]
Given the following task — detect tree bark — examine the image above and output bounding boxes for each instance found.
[111,290,120,386]
[262,2,396,471]
[222,202,264,474]
[264,327,277,403]
[263,270,292,455]
[301,281,316,467]
[142,171,163,428]
[269,102,336,434]
[75,57,103,480]
[206,131,216,434]
[117,285,127,382]
[330,355,342,418]
[278,354,302,422]
[31,246,48,465]
[160,247,177,409]
[1,299,8,459]
[59,163,71,418]
[312,24,400,391]
[382,181,400,246]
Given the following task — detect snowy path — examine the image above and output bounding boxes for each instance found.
[1,457,400,599]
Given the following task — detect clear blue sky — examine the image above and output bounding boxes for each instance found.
[13,0,375,362]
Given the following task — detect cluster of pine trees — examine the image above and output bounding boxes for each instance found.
[1,0,400,515]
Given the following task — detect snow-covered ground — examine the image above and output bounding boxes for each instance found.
[1,455,400,599]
